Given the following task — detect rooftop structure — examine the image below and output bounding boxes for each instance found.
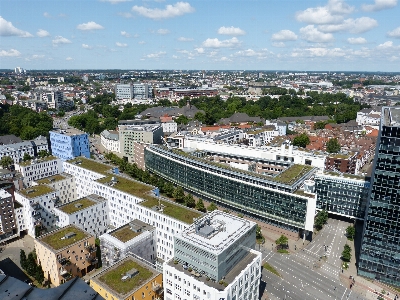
[37,225,89,250]
[35,173,67,184]
[110,219,153,243]
[18,185,55,198]
[17,155,57,167]
[58,197,96,214]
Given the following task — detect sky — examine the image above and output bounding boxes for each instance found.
[0,0,400,71]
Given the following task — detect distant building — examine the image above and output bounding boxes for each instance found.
[133,83,152,99]
[115,84,133,100]
[100,130,120,153]
[50,129,90,160]
[0,136,49,165]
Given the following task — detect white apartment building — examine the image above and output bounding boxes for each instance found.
[63,157,203,265]
[0,136,50,165]
[54,194,109,237]
[15,156,63,187]
[164,211,262,300]
[14,186,60,237]
[133,83,151,99]
[356,108,381,126]
[246,129,279,147]
[100,219,156,267]
[32,173,77,205]
[100,130,120,153]
[161,121,177,134]
[115,84,133,100]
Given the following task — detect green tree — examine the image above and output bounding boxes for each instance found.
[34,264,45,285]
[326,138,341,153]
[163,182,175,197]
[275,235,289,250]
[26,252,37,276]
[35,225,42,237]
[256,225,263,240]
[314,210,328,230]
[208,202,218,212]
[38,150,50,158]
[314,121,328,130]
[184,193,195,208]
[175,115,189,125]
[95,237,102,268]
[20,249,27,270]
[196,198,206,212]
[0,156,13,169]
[341,244,352,262]
[194,112,206,123]
[23,152,32,162]
[292,133,310,148]
[173,186,185,203]
[346,225,356,240]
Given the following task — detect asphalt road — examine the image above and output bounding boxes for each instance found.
[261,219,365,300]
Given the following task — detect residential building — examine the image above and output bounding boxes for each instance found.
[33,173,77,204]
[325,153,358,174]
[100,130,120,153]
[100,219,156,267]
[356,108,381,125]
[161,120,177,134]
[54,194,109,237]
[35,225,98,286]
[145,145,317,233]
[50,129,90,160]
[246,128,279,146]
[115,84,133,100]
[358,107,400,287]
[14,156,63,187]
[133,83,152,99]
[314,172,370,219]
[0,189,17,242]
[119,124,163,162]
[164,211,262,300]
[133,141,147,170]
[90,256,163,300]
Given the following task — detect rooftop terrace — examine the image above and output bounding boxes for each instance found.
[68,157,112,174]
[39,226,89,251]
[18,185,55,198]
[36,174,67,184]
[18,155,58,167]
[58,198,97,214]
[110,225,144,243]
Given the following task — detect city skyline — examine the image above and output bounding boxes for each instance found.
[0,0,400,71]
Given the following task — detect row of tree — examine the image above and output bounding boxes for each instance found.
[20,250,45,286]
[314,210,329,231]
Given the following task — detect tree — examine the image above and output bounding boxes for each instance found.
[326,138,341,153]
[196,198,206,212]
[95,237,102,268]
[292,133,310,148]
[208,202,218,212]
[314,120,328,130]
[0,156,13,169]
[34,264,45,285]
[341,244,352,262]
[172,186,185,203]
[26,252,37,276]
[256,225,263,240]
[194,112,206,123]
[184,193,195,208]
[314,210,328,230]
[175,115,189,125]
[38,150,50,158]
[20,249,27,270]
[346,225,356,240]
[275,235,288,250]
[35,225,42,237]
[23,152,32,162]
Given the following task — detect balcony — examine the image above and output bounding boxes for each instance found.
[33,212,42,220]
[86,257,98,265]
[31,203,41,211]
[59,268,72,280]
[58,257,71,266]
[85,244,96,253]
[152,282,162,293]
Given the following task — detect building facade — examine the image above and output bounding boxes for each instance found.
[0,189,17,242]
[50,129,90,160]
[33,173,77,205]
[358,107,400,287]
[115,84,133,100]
[100,130,120,153]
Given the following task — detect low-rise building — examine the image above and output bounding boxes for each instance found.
[54,194,109,237]
[50,129,90,160]
[100,130,120,153]
[100,219,156,268]
[90,256,163,300]
[33,173,77,204]
[35,225,98,286]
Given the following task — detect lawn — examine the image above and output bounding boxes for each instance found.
[99,260,153,295]
[97,175,153,198]
[58,198,96,214]
[36,174,66,184]
[68,157,111,174]
[263,262,281,277]
[139,197,202,224]
[111,226,141,243]
[40,227,88,250]
[19,185,54,198]
[272,164,314,185]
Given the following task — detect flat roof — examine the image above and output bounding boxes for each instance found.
[383,107,400,127]
[57,197,97,214]
[18,185,55,198]
[177,211,255,255]
[35,174,67,184]
[18,155,58,167]
[38,225,91,251]
[94,257,159,297]
[110,220,154,243]
[68,157,112,174]
[52,128,87,136]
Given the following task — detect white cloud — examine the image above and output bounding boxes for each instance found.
[157,28,170,35]
[31,54,45,59]
[217,26,246,36]
[43,12,66,19]
[318,17,378,34]
[296,0,354,25]
[0,49,21,57]
[133,33,140,38]
[377,41,395,49]
[347,37,367,44]
[82,44,93,49]
[306,47,346,57]
[100,0,132,4]
[271,30,298,41]
[145,51,166,58]
[172,55,178,59]
[234,49,267,58]
[272,42,286,48]
[0,16,33,37]
[362,0,397,12]
[202,37,240,48]
[387,26,400,38]
[43,12,51,18]
[116,42,128,47]
[65,57,73,60]
[118,12,133,18]
[132,2,194,20]
[76,21,104,31]
[178,37,193,42]
[121,31,131,37]
[138,41,146,44]
[36,29,50,37]
[218,56,232,62]
[300,25,334,42]
[52,36,72,45]
[194,47,204,53]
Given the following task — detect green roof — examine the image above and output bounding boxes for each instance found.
[19,185,55,198]
[39,226,89,250]
[18,156,57,167]
[68,157,112,174]
[97,175,153,197]
[271,164,314,185]
[58,198,96,214]
[324,171,367,180]
[98,259,155,295]
[111,226,141,243]
[36,174,67,184]
[139,197,202,224]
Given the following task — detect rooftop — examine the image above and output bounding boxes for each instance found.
[35,174,67,184]
[110,220,153,243]
[52,128,87,136]
[271,164,314,185]
[68,157,112,174]
[57,198,97,214]
[38,225,90,251]
[95,257,157,296]
[18,185,55,198]
[18,155,58,167]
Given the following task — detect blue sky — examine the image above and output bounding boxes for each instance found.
[1,0,400,71]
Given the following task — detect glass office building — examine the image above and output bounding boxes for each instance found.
[315,173,370,219]
[358,107,400,287]
[145,145,316,232]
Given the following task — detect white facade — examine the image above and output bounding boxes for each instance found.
[100,130,120,153]
[164,250,261,300]
[356,109,381,125]
[246,129,279,147]
[162,121,177,133]
[0,141,35,165]
[32,173,77,205]
[115,84,133,100]
[15,157,63,187]
[54,194,109,237]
